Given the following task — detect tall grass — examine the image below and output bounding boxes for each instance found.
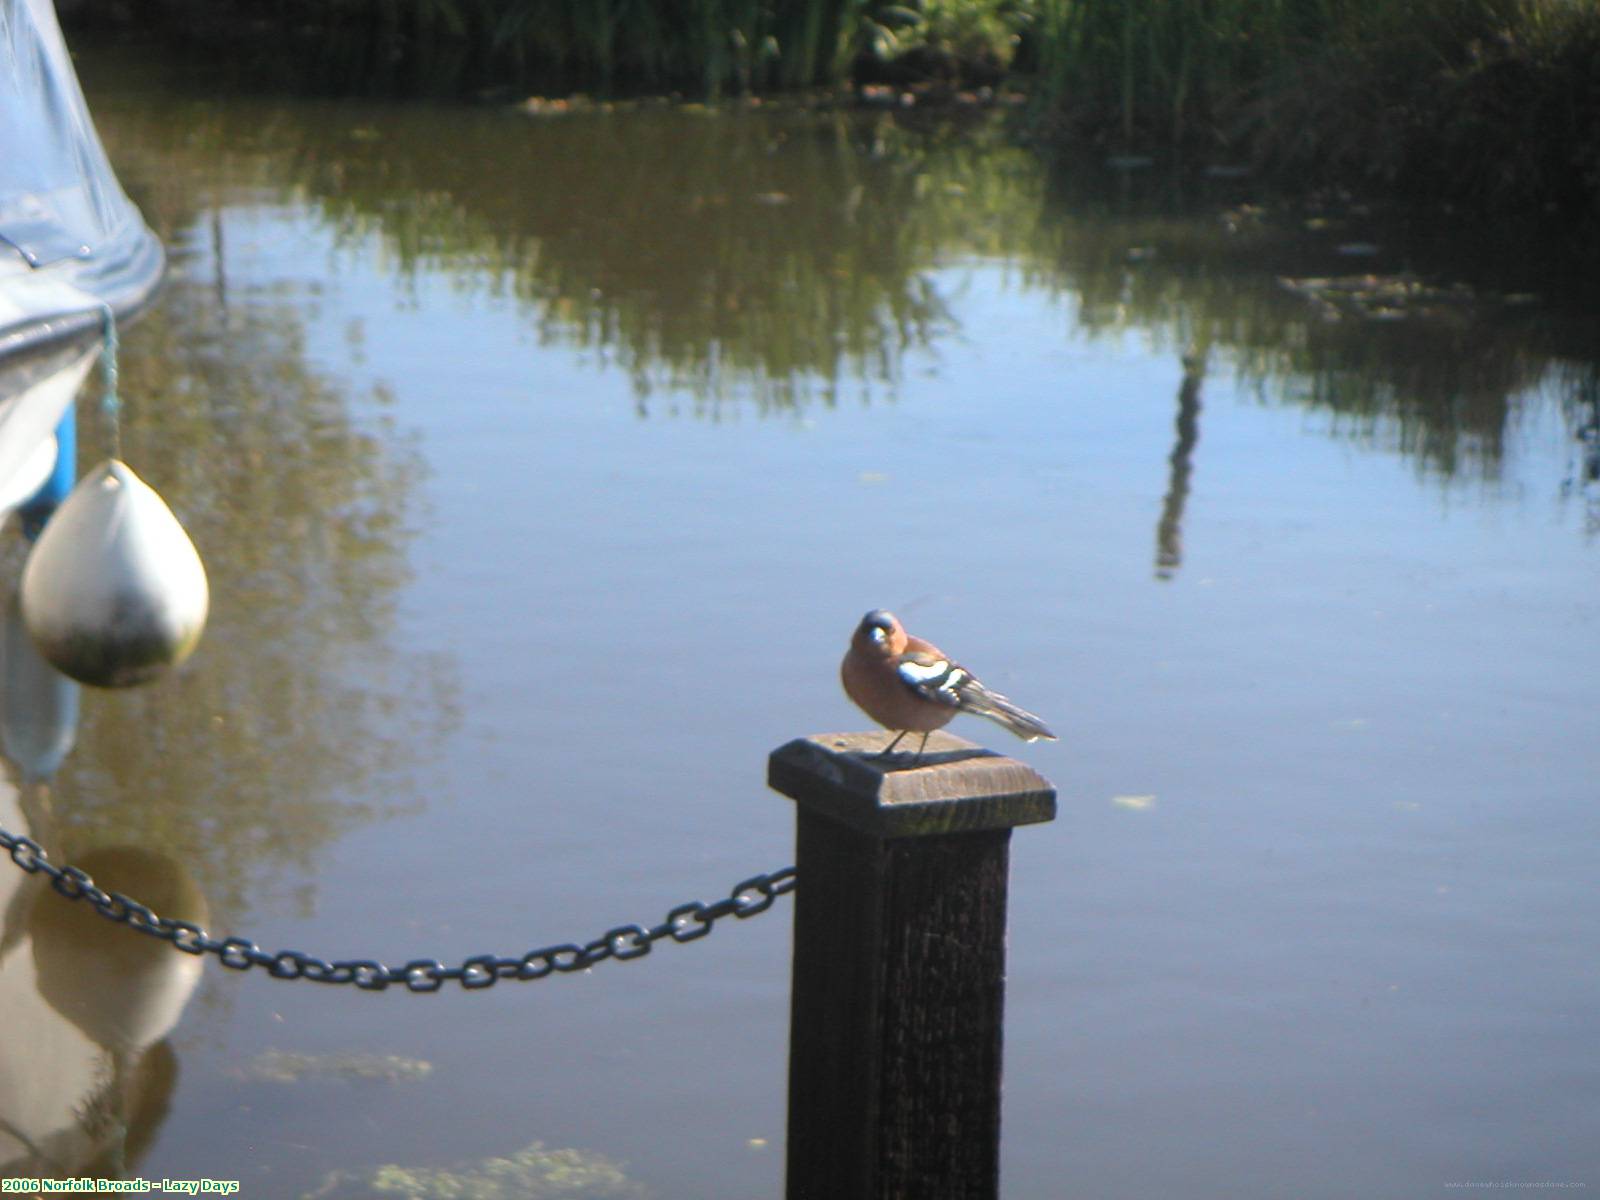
[74,0,1600,214]
[1029,0,1600,214]
[134,0,1005,98]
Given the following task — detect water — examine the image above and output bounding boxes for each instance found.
[2,42,1597,1198]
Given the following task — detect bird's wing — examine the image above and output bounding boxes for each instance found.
[895,651,970,710]
[898,650,1057,741]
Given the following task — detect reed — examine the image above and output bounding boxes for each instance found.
[96,1,1031,99]
[1028,0,1600,215]
[71,0,1599,214]
[132,0,930,98]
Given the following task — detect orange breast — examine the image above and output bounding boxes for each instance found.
[841,649,958,733]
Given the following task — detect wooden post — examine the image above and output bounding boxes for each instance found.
[768,730,1057,1200]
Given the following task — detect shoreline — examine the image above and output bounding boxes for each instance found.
[63,3,1600,235]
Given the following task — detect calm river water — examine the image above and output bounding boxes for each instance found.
[2,40,1597,1199]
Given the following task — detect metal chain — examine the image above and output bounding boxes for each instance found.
[0,826,795,993]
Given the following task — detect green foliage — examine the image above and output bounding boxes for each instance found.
[135,0,1030,98]
[69,0,1600,213]
[859,0,1033,70]
[1028,0,1600,215]
[914,0,1030,66]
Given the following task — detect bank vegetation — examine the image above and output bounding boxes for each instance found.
[69,0,1600,219]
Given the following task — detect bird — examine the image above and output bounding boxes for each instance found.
[840,609,1056,762]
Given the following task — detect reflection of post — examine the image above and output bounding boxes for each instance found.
[1575,383,1600,534]
[769,731,1055,1200]
[211,206,228,313]
[1578,388,1599,485]
[1156,351,1205,580]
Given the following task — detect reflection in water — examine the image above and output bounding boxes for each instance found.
[77,38,1600,489]
[1563,371,1600,535]
[0,587,79,784]
[36,39,1598,1200]
[0,832,206,1178]
[306,1141,648,1200]
[0,169,459,1180]
[0,235,457,924]
[1027,174,1600,489]
[89,74,1029,415]
[0,574,205,1178]
[1155,352,1205,580]
[31,848,206,1057]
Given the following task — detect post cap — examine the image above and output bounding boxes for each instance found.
[768,731,1057,838]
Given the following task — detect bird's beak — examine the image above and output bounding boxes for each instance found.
[867,625,888,647]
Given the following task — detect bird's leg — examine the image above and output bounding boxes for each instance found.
[910,731,931,765]
[875,730,908,759]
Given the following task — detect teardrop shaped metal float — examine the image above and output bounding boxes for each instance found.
[19,459,208,688]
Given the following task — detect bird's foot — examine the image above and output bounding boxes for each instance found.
[873,731,930,767]
[873,731,908,760]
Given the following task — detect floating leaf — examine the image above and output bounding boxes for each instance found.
[1112,794,1156,810]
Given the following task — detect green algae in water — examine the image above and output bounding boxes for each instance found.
[302,1140,648,1199]
[232,1049,433,1084]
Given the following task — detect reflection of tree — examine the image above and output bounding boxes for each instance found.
[11,255,457,922]
[81,43,1600,481]
[83,50,1042,414]
[1025,175,1600,485]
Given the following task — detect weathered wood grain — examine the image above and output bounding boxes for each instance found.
[771,731,1057,1200]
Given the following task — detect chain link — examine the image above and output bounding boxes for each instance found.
[0,826,795,993]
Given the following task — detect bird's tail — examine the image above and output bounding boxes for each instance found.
[957,680,1057,742]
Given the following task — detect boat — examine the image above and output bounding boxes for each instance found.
[1,0,165,526]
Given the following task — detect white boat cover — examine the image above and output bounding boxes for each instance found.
[0,0,164,360]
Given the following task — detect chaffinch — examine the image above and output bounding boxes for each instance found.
[841,609,1056,761]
